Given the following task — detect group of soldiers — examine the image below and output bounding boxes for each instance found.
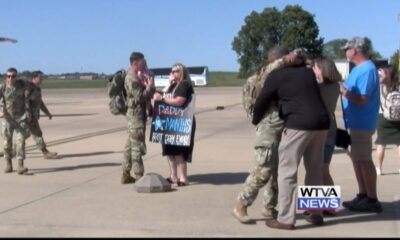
[0,68,57,175]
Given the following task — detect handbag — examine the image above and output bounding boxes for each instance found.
[335,94,351,150]
[335,128,351,149]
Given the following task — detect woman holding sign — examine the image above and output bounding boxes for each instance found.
[153,63,196,187]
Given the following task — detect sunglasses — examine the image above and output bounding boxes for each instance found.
[171,70,179,73]
[6,75,16,79]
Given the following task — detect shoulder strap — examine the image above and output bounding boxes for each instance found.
[340,94,348,130]
[0,83,7,109]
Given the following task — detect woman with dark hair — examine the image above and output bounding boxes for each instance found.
[312,57,341,216]
[375,65,400,176]
[153,63,196,186]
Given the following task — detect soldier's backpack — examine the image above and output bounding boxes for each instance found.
[108,69,127,115]
[382,89,400,121]
[242,71,264,117]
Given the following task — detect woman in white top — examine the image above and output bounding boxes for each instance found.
[375,65,400,175]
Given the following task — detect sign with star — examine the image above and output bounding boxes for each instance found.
[150,95,195,146]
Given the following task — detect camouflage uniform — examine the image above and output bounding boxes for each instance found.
[0,80,31,173]
[123,68,155,178]
[27,83,52,152]
[238,59,285,209]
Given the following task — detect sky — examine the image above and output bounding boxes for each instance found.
[1,0,400,74]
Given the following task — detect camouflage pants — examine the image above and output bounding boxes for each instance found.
[123,126,146,176]
[28,119,47,152]
[2,118,30,161]
[238,110,284,208]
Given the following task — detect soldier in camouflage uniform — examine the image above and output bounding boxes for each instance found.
[121,52,155,184]
[233,47,304,224]
[26,71,58,159]
[0,68,31,174]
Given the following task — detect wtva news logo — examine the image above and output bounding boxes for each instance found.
[297,186,341,210]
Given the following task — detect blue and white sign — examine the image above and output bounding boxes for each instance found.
[297,185,341,210]
[150,95,195,146]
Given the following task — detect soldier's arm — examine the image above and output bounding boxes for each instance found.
[260,59,285,83]
[143,76,156,100]
[40,101,52,119]
[0,84,4,118]
[260,53,304,83]
[24,82,32,122]
[0,84,4,101]
[252,73,279,125]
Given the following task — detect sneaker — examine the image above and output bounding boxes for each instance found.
[303,210,335,217]
[343,194,367,208]
[348,198,383,213]
[323,210,336,216]
[304,214,324,226]
[376,167,381,176]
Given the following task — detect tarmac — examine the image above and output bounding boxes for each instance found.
[0,87,399,237]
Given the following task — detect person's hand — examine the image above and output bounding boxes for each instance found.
[339,82,347,96]
[282,53,297,64]
[283,52,304,66]
[0,112,4,118]
[145,75,154,88]
[153,92,163,101]
[169,73,176,82]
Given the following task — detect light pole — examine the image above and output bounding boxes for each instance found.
[398,14,400,71]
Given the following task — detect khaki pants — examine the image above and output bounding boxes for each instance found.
[349,129,374,161]
[277,128,328,225]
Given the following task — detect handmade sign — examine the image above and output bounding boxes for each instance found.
[150,95,195,146]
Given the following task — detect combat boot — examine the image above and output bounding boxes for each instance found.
[232,202,254,224]
[121,170,135,184]
[261,207,278,219]
[43,150,58,159]
[17,159,28,175]
[4,158,13,173]
[134,173,143,181]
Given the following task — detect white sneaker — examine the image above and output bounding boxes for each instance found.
[376,167,382,176]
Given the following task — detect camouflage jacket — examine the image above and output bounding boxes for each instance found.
[0,79,31,121]
[124,68,155,127]
[28,83,51,120]
[242,59,285,118]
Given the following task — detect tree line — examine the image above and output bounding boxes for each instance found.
[232,4,397,78]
